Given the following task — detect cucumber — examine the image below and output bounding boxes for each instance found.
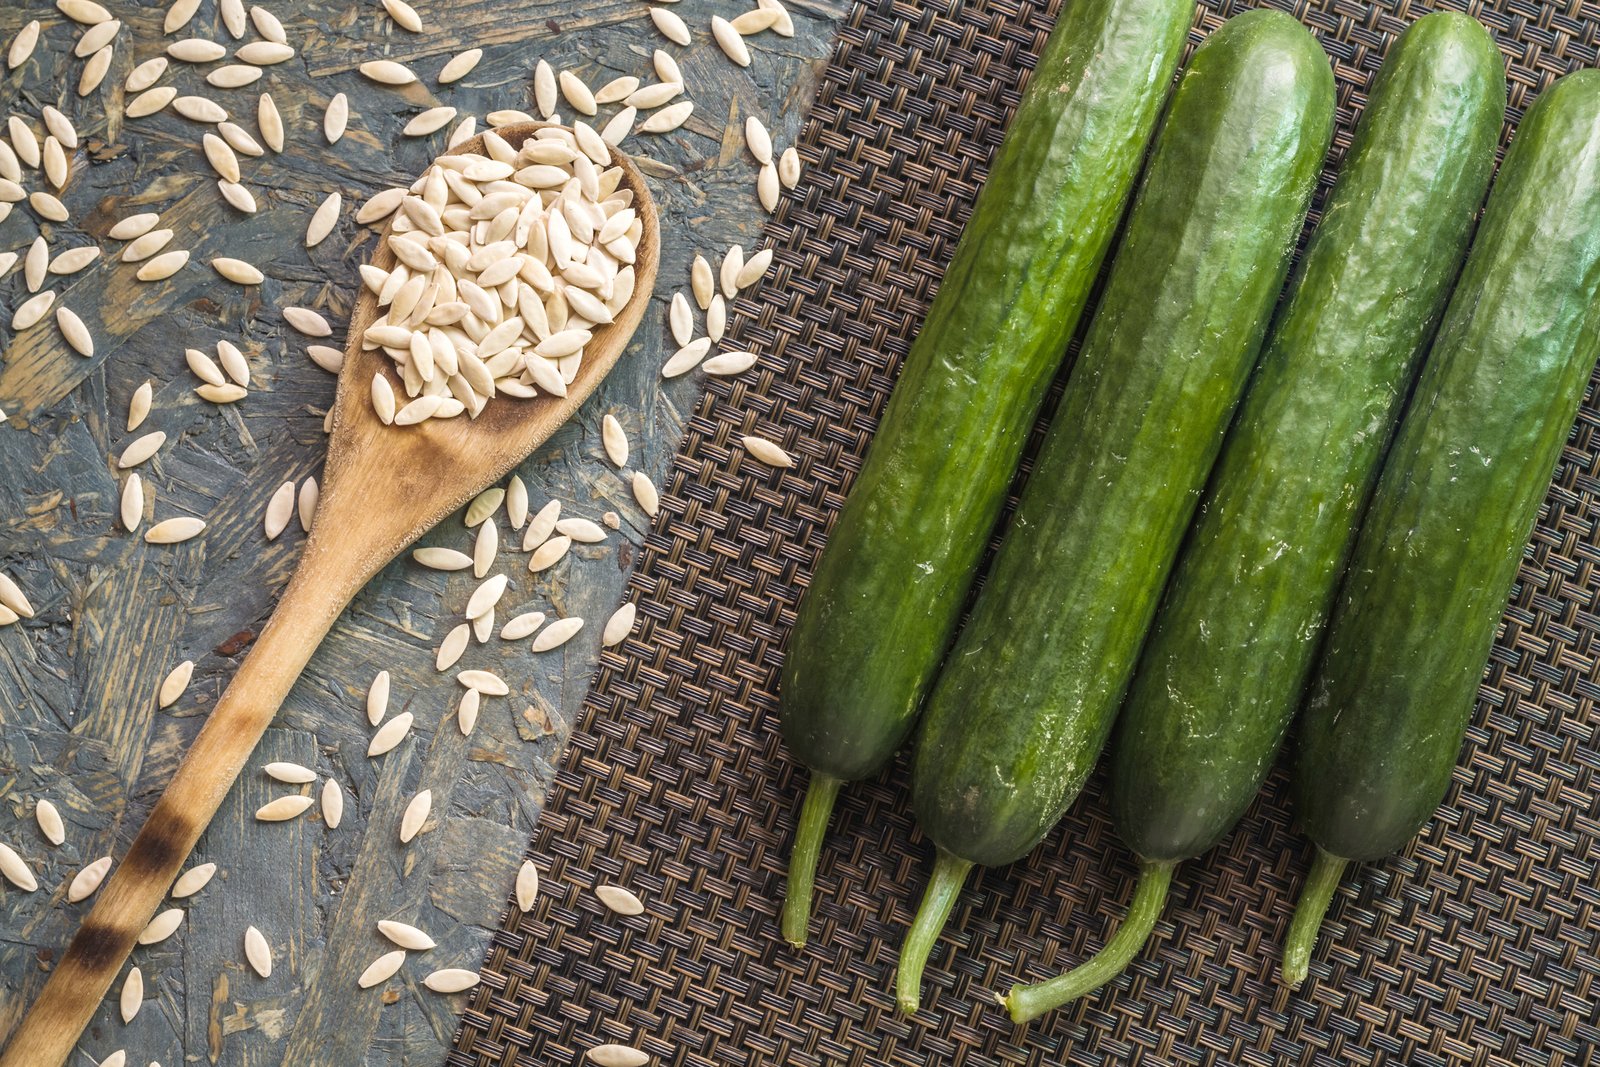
[1003,12,1505,1022]
[897,9,1334,1014]
[775,0,1196,946]
[1283,68,1600,986]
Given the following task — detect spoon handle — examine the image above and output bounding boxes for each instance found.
[0,546,371,1067]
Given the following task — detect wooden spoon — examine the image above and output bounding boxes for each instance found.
[0,123,659,1067]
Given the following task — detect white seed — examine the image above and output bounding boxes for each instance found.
[158,659,194,708]
[0,841,37,891]
[638,100,692,134]
[499,611,545,640]
[473,521,498,578]
[730,6,782,33]
[711,16,751,66]
[662,337,711,378]
[31,190,69,222]
[360,59,416,85]
[720,245,744,298]
[123,229,174,262]
[404,106,457,136]
[218,339,250,386]
[534,60,557,117]
[448,115,476,147]
[325,92,349,143]
[559,70,597,116]
[594,884,645,916]
[137,250,190,282]
[322,777,344,828]
[207,63,261,88]
[458,669,509,695]
[366,670,391,726]
[557,517,606,543]
[413,546,472,570]
[358,949,406,988]
[264,761,316,784]
[35,799,65,845]
[632,472,660,517]
[109,213,159,241]
[485,108,536,126]
[691,254,714,309]
[758,163,779,212]
[505,475,529,529]
[371,373,397,424]
[11,291,53,331]
[515,859,539,911]
[530,616,583,652]
[235,41,294,65]
[744,116,773,165]
[602,602,636,647]
[264,481,295,539]
[0,573,33,619]
[220,0,246,37]
[50,246,100,275]
[164,0,201,32]
[137,908,184,945]
[307,345,343,372]
[219,180,257,213]
[196,383,248,404]
[457,686,479,734]
[377,919,436,953]
[284,307,332,337]
[382,0,422,31]
[528,534,571,572]
[256,794,313,821]
[67,855,112,902]
[602,414,629,467]
[759,0,795,36]
[736,248,774,289]
[595,76,639,104]
[79,45,112,94]
[707,295,725,344]
[121,474,144,532]
[306,191,341,246]
[125,56,167,92]
[95,1053,125,1067]
[168,37,225,62]
[42,136,68,189]
[601,107,635,147]
[170,861,216,898]
[118,430,167,469]
[465,573,508,620]
[8,20,39,69]
[186,347,225,386]
[298,480,319,530]
[250,6,285,42]
[127,86,177,119]
[244,925,272,976]
[741,433,793,467]
[653,48,682,84]
[438,48,481,84]
[173,95,227,123]
[120,966,143,1023]
[24,239,46,292]
[466,486,504,527]
[587,1046,649,1067]
[650,7,690,46]
[398,790,431,844]
[669,291,692,347]
[214,256,263,285]
[259,93,285,152]
[368,711,414,756]
[424,968,480,993]
[436,624,469,671]
[625,81,682,109]
[58,307,94,356]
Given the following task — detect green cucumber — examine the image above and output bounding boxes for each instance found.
[775,0,1196,946]
[898,9,1334,1014]
[1003,12,1505,1022]
[1284,68,1600,986]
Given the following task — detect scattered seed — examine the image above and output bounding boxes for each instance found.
[413,546,472,571]
[360,59,415,86]
[436,624,469,671]
[197,383,249,404]
[250,5,285,42]
[473,521,498,578]
[368,711,414,756]
[499,611,545,640]
[639,100,692,133]
[0,841,37,891]
[601,413,630,467]
[371,373,397,425]
[125,55,167,92]
[173,95,228,123]
[741,433,793,468]
[382,0,422,31]
[557,517,606,543]
[120,966,143,1022]
[220,0,246,37]
[398,790,431,844]
[528,534,571,572]
[530,615,583,652]
[137,250,190,282]
[218,339,250,386]
[168,37,224,62]
[404,106,457,137]
[8,20,39,69]
[121,474,144,532]
[127,85,178,119]
[34,799,65,846]
[668,291,692,347]
[457,669,509,695]
[109,213,159,241]
[650,7,690,46]
[123,229,175,263]
[259,93,285,152]
[662,337,711,377]
[505,475,529,529]
[744,115,773,165]
[704,350,758,376]
[711,16,751,66]
[736,247,774,289]
[631,472,660,518]
[10,290,52,331]
[595,76,639,105]
[261,480,296,540]
[707,295,726,344]
[730,6,782,33]
[378,918,435,951]
[31,190,69,222]
[235,41,294,64]
[595,884,645,916]
[358,949,406,988]
[522,500,562,551]
[690,254,714,310]
[438,48,481,84]
[264,761,316,784]
[213,256,263,284]
[466,574,509,620]
[534,60,557,117]
[78,44,112,94]
[457,686,480,734]
[158,660,194,708]
[57,307,94,356]
[306,191,341,246]
[322,777,344,828]
[171,861,216,898]
[720,245,744,298]
[424,968,480,993]
[144,516,204,545]
[758,163,779,212]
[137,908,185,945]
[324,92,349,143]
[67,855,112,902]
[587,1045,649,1067]
[366,670,391,726]
[0,574,32,619]
[219,180,257,213]
[760,0,795,35]
[256,794,314,822]
[466,487,504,527]
[601,106,636,147]
[165,0,201,32]
[559,70,597,116]
[244,925,272,976]
[118,431,167,469]
[42,136,68,188]
[50,246,100,275]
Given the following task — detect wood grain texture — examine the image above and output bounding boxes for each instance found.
[0,0,840,1063]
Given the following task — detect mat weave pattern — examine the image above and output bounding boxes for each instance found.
[449,0,1600,1063]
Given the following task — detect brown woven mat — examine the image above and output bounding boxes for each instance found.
[448,0,1600,1063]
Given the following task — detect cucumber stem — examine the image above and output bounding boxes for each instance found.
[1282,845,1348,987]
[1002,858,1175,1023]
[781,773,843,947]
[896,847,974,1015]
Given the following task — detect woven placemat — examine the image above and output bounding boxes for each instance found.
[448,0,1600,1063]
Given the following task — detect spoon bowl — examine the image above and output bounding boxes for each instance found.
[0,123,659,1067]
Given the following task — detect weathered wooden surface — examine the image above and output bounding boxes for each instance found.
[0,0,840,1063]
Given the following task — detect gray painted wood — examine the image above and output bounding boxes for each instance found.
[0,0,840,1062]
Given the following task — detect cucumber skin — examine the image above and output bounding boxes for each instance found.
[1111,13,1505,864]
[1297,69,1600,864]
[777,0,1195,782]
[910,10,1335,870]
